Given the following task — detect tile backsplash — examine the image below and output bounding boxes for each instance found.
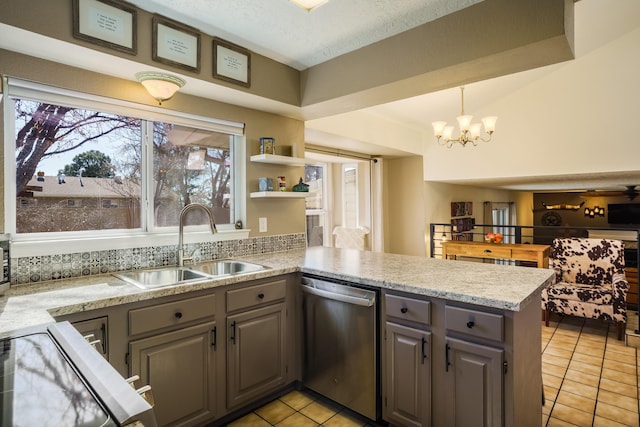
[11,233,307,285]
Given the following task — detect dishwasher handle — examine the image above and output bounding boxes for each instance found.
[301,283,375,307]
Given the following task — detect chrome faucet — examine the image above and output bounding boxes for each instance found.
[178,203,218,266]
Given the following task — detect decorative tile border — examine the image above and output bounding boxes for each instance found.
[10,233,307,286]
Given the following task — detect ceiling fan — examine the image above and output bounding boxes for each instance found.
[580,185,640,201]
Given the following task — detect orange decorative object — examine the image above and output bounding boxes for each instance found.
[485,232,503,243]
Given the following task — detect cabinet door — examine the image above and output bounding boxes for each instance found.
[445,337,503,427]
[129,321,217,427]
[227,302,286,409]
[72,316,108,359]
[384,322,431,427]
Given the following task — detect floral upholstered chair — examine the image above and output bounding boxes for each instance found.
[541,237,628,340]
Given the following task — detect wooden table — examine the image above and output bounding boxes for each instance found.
[442,241,551,268]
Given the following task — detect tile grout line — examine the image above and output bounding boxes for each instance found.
[591,322,608,427]
[544,317,613,427]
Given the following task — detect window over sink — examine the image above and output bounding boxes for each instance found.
[4,78,246,254]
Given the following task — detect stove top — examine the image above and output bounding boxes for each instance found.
[1,332,115,427]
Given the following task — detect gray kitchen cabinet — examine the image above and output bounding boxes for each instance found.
[444,337,503,427]
[129,321,217,427]
[383,292,432,427]
[385,322,431,427]
[226,279,288,410]
[382,292,532,427]
[443,304,505,427]
[70,316,109,359]
[128,293,218,427]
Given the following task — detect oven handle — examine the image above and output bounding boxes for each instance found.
[301,284,374,307]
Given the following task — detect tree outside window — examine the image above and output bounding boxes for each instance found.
[13,99,233,234]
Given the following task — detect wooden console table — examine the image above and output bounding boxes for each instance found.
[442,241,551,268]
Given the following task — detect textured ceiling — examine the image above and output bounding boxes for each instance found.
[126,0,482,70]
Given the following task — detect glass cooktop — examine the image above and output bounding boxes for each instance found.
[0,332,113,427]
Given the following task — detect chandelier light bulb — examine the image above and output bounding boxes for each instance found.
[482,116,498,134]
[469,123,482,139]
[432,121,447,137]
[443,126,455,142]
[456,114,473,131]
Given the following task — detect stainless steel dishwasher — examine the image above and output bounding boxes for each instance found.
[301,276,379,421]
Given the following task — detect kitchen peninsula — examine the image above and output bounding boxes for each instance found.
[0,247,553,426]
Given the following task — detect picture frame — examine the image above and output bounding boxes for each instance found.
[213,37,251,87]
[451,201,473,217]
[72,0,137,54]
[152,15,201,72]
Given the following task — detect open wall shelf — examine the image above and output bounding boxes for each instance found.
[250,191,308,199]
[250,154,307,166]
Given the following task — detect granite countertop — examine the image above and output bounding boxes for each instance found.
[0,247,554,338]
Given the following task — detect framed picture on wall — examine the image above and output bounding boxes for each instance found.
[72,0,137,54]
[152,15,201,72]
[451,201,473,217]
[213,37,251,87]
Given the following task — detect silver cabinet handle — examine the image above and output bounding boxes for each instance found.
[301,284,374,307]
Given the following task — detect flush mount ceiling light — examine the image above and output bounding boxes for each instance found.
[135,71,186,105]
[432,86,497,148]
[290,0,328,12]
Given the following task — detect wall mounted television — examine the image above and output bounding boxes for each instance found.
[607,203,640,225]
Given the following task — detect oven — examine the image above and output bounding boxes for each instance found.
[1,321,157,427]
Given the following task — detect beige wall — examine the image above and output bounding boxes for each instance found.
[385,156,425,256]
[0,50,306,237]
[423,181,526,257]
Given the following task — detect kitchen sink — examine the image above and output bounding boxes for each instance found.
[114,267,211,289]
[190,260,268,276]
[114,260,268,289]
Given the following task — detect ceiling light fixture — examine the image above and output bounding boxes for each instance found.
[584,206,605,218]
[290,0,328,12]
[432,86,497,148]
[135,71,186,105]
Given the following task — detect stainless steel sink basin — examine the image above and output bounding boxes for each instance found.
[190,260,268,277]
[114,267,211,289]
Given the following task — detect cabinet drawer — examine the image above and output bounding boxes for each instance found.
[445,305,504,342]
[385,293,431,326]
[129,294,216,336]
[462,245,512,259]
[226,279,286,312]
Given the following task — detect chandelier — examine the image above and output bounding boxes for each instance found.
[432,86,497,147]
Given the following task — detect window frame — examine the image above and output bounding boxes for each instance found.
[3,77,248,258]
[341,163,360,228]
[304,162,331,247]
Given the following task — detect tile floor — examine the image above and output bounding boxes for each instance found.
[542,312,640,426]
[228,313,640,427]
[228,389,373,427]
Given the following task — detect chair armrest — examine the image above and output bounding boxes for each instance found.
[611,272,629,319]
[612,272,628,291]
